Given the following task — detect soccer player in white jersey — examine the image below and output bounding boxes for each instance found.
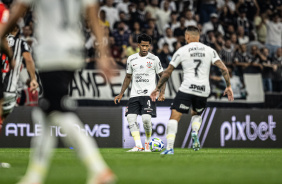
[114,34,166,152]
[150,26,234,155]
[0,0,116,183]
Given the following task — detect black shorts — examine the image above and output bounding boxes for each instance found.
[171,91,207,114]
[125,96,156,117]
[39,71,77,114]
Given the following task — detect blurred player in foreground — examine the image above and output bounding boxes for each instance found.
[0,0,116,183]
[150,26,234,155]
[114,34,166,152]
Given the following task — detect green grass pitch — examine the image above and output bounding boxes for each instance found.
[0,148,282,184]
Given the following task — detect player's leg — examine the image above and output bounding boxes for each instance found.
[17,107,57,184]
[190,96,207,151]
[126,98,144,151]
[161,91,190,155]
[141,97,155,152]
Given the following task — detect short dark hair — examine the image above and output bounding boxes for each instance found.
[186,26,200,34]
[137,33,152,44]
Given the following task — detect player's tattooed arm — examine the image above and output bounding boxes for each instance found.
[157,71,166,101]
[156,65,174,90]
[114,73,132,104]
[214,60,231,87]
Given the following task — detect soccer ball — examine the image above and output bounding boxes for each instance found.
[149,138,164,152]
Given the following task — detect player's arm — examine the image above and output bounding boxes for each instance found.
[151,64,174,102]
[214,60,234,101]
[157,71,166,102]
[86,3,115,79]
[22,52,38,93]
[114,73,132,104]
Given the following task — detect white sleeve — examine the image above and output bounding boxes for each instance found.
[83,0,98,9]
[17,0,34,5]
[155,57,164,74]
[126,57,133,74]
[211,49,221,64]
[169,49,182,68]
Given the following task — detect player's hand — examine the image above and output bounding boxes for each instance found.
[30,79,39,94]
[223,86,234,101]
[150,89,159,102]
[158,93,165,102]
[114,94,123,104]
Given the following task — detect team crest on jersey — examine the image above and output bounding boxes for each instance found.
[146,61,152,68]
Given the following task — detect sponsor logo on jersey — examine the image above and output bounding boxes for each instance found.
[137,89,148,94]
[188,47,205,52]
[179,104,189,110]
[146,61,152,68]
[189,84,206,92]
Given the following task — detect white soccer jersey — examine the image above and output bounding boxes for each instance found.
[126,53,163,98]
[170,42,221,97]
[18,0,97,71]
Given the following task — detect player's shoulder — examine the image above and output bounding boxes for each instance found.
[127,53,139,63]
[146,52,159,61]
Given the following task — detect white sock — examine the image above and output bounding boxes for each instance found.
[166,119,178,150]
[142,114,152,143]
[23,108,57,183]
[49,111,108,175]
[127,114,142,148]
[191,115,202,134]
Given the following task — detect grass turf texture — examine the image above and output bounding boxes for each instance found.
[0,148,282,184]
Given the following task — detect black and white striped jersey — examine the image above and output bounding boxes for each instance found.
[2,34,30,93]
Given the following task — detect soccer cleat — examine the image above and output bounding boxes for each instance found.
[191,131,200,151]
[87,168,116,184]
[160,149,174,155]
[144,143,151,152]
[126,146,144,152]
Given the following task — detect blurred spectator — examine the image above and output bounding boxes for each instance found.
[158,27,177,53]
[112,21,132,47]
[261,47,275,92]
[124,42,140,57]
[184,10,197,27]
[179,0,194,13]
[246,33,264,54]
[233,44,250,76]
[145,0,160,19]
[157,43,172,68]
[113,11,129,30]
[230,33,239,51]
[164,11,180,32]
[160,0,177,11]
[265,13,282,57]
[214,32,225,52]
[254,13,267,44]
[217,0,235,15]
[173,17,186,43]
[100,0,119,30]
[272,48,282,92]
[145,28,159,54]
[202,30,217,50]
[99,10,110,28]
[220,39,235,66]
[202,13,225,36]
[224,24,235,40]
[116,0,130,15]
[245,45,265,73]
[236,0,260,21]
[218,3,234,30]
[228,66,247,99]
[155,0,171,35]
[145,19,160,41]
[172,41,182,55]
[237,26,249,45]
[131,22,141,43]
[130,1,147,29]
[235,8,252,35]
[199,0,217,24]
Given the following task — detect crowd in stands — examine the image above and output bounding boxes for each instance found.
[11,0,282,95]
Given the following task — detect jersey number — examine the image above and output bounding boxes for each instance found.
[147,100,151,107]
[194,59,202,77]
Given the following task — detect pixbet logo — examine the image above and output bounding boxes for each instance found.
[220,115,276,147]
